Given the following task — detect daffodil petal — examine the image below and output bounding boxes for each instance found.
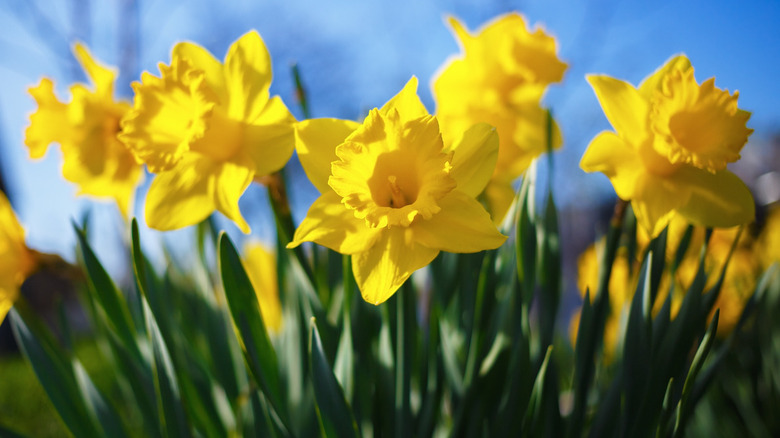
[580,131,643,200]
[224,30,272,122]
[674,167,755,227]
[213,158,254,233]
[638,54,691,98]
[145,155,216,231]
[352,227,438,305]
[245,121,295,177]
[380,77,429,122]
[25,79,70,159]
[73,43,116,96]
[295,118,360,193]
[447,123,498,197]
[173,41,227,102]
[484,178,516,225]
[288,191,381,253]
[413,190,507,252]
[631,173,690,238]
[587,75,648,145]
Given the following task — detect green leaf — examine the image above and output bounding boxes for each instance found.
[515,162,537,301]
[9,308,100,438]
[218,232,290,435]
[309,318,360,438]
[568,208,624,438]
[73,222,140,360]
[73,360,128,438]
[521,346,553,436]
[621,254,653,435]
[144,300,191,438]
[672,310,719,438]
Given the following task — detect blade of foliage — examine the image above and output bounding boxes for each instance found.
[672,310,719,438]
[568,203,625,437]
[73,360,128,438]
[621,254,653,435]
[309,318,360,438]
[144,300,191,438]
[9,307,100,438]
[73,222,140,359]
[218,232,290,435]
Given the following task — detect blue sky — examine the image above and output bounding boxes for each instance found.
[0,0,778,273]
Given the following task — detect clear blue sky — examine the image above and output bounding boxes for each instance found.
[1,0,778,273]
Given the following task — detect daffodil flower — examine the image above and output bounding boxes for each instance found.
[120,31,296,233]
[289,78,507,304]
[432,13,568,222]
[26,44,142,217]
[244,242,282,333]
[581,55,754,237]
[0,192,37,324]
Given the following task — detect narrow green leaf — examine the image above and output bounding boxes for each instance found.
[655,378,675,438]
[9,308,99,438]
[522,346,553,436]
[568,204,625,438]
[621,254,653,435]
[537,189,561,351]
[73,360,128,438]
[515,162,537,301]
[144,300,191,438]
[73,223,139,359]
[218,232,290,435]
[672,310,719,438]
[309,318,361,438]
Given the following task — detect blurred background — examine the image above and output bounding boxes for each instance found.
[0,0,779,434]
[2,0,779,343]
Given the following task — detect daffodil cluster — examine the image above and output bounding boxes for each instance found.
[433,13,567,222]
[26,31,296,233]
[581,55,755,237]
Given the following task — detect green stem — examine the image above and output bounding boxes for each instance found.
[395,284,412,438]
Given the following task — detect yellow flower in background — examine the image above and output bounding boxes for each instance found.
[120,30,296,233]
[243,243,282,333]
[581,55,754,237]
[0,192,37,324]
[433,13,567,222]
[289,78,507,304]
[674,226,758,337]
[25,44,142,217]
[570,243,637,362]
[758,204,780,267]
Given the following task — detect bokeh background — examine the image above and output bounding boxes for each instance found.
[0,0,778,311]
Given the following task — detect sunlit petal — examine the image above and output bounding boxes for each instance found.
[447,123,498,197]
[288,191,381,254]
[295,118,360,193]
[413,190,507,252]
[352,228,438,305]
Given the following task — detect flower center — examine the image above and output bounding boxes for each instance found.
[189,107,244,161]
[650,69,752,172]
[329,109,456,229]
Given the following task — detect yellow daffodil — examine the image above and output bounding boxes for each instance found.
[674,225,757,337]
[570,243,638,363]
[432,13,567,222]
[289,77,507,304]
[244,242,282,333]
[581,55,754,237]
[757,204,780,267]
[0,192,37,324]
[120,31,296,233]
[25,44,142,217]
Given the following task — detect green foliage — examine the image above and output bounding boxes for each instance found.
[5,167,780,438]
